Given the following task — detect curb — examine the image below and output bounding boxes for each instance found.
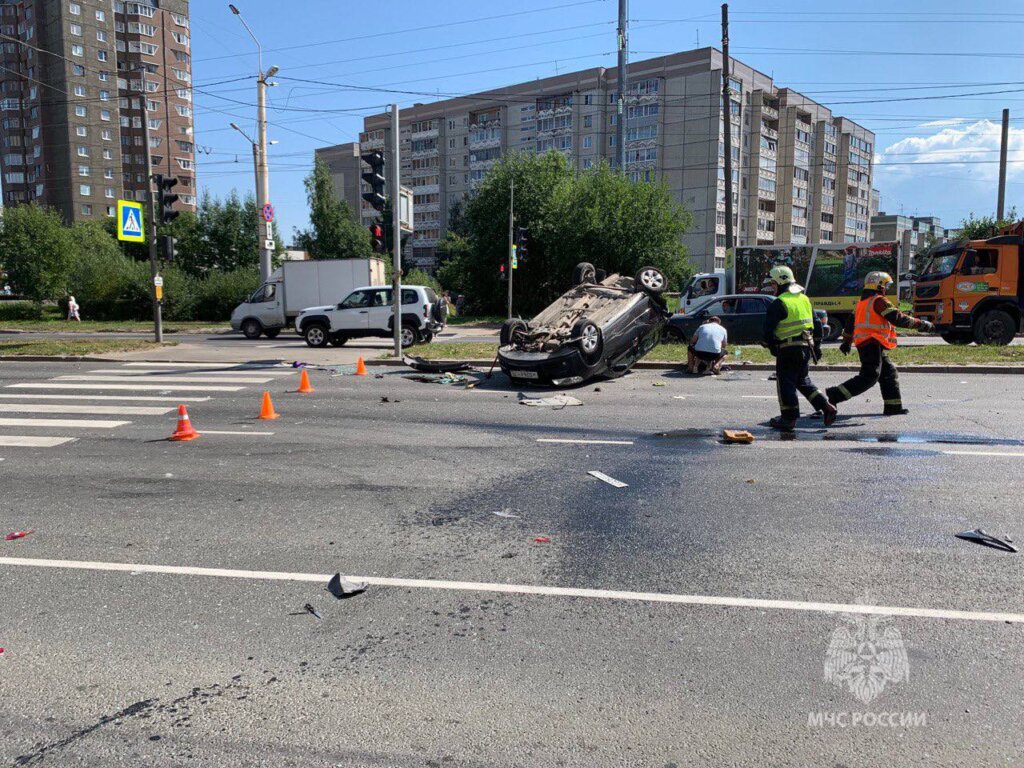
[0,355,123,362]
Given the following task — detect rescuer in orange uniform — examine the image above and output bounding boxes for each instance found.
[826,271,934,415]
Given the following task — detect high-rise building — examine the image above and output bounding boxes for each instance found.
[871,212,955,272]
[0,0,195,224]
[318,48,874,274]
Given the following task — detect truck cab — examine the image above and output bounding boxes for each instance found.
[231,278,285,339]
[913,228,1023,345]
[680,272,730,314]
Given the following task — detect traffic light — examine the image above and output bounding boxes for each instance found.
[154,174,179,224]
[360,150,386,213]
[368,221,384,253]
[161,235,178,262]
[499,263,507,281]
[515,226,529,261]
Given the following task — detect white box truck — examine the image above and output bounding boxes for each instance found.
[230,258,386,339]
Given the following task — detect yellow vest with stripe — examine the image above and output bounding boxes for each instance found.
[773,290,814,344]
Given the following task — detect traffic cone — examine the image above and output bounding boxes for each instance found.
[355,356,368,376]
[168,404,199,441]
[296,369,315,394]
[258,391,279,420]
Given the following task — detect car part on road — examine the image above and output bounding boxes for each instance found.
[723,429,755,444]
[303,603,322,620]
[405,372,472,385]
[492,509,520,519]
[954,528,1018,553]
[403,354,472,374]
[518,393,583,408]
[327,573,368,599]
[587,470,628,488]
[241,318,262,339]
[5,530,33,541]
[533,536,551,543]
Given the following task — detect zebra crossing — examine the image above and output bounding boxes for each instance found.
[0,362,295,451]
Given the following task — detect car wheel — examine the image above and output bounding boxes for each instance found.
[500,318,528,347]
[329,334,348,347]
[263,328,280,339]
[973,309,1017,346]
[304,323,329,348]
[634,266,667,295]
[573,317,603,365]
[241,319,262,339]
[823,321,844,343]
[941,331,972,345]
[400,324,418,348]
[572,262,596,286]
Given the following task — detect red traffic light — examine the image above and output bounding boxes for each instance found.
[368,222,384,253]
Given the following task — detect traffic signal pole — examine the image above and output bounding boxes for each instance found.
[390,104,402,358]
[257,71,272,283]
[138,67,163,343]
[507,177,514,318]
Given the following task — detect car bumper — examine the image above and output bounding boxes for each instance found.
[497,345,595,386]
[230,318,242,331]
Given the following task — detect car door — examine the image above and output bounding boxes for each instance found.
[332,289,374,332]
[732,298,770,344]
[364,289,395,332]
[249,282,283,328]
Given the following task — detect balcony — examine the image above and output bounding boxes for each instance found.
[761,124,778,141]
[757,187,776,201]
[761,104,778,120]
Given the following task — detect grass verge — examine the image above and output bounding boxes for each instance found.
[0,339,173,357]
[446,315,505,326]
[401,340,1024,366]
[0,319,227,333]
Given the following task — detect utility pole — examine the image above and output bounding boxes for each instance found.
[997,108,1009,221]
[721,3,735,262]
[616,0,629,172]
[507,177,514,318]
[139,67,163,343]
[390,104,403,357]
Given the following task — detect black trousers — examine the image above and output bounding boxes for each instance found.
[776,346,829,420]
[827,341,902,409]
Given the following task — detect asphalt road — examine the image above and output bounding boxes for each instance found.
[1,359,1022,767]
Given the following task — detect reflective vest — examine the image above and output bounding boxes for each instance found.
[773,291,814,344]
[853,296,897,349]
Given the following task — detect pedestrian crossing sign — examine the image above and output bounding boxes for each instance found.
[117,200,145,243]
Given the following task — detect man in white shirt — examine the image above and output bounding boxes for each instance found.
[688,316,728,375]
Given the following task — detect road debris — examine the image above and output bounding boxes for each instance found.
[5,530,33,541]
[587,470,628,488]
[492,509,520,519]
[380,396,400,403]
[955,529,1018,553]
[723,429,756,444]
[518,393,583,408]
[533,536,550,543]
[653,381,666,387]
[304,603,322,620]
[326,573,368,599]
[405,372,472,385]
[403,355,473,374]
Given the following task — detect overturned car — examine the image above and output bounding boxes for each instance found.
[497,262,670,387]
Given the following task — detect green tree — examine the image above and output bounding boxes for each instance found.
[403,267,442,295]
[957,207,1018,240]
[295,156,372,261]
[0,204,75,301]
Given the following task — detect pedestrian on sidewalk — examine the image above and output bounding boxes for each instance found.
[763,266,836,431]
[826,271,934,416]
[67,295,81,322]
[687,316,728,375]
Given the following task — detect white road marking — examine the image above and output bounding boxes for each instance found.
[9,383,243,392]
[943,450,1024,458]
[55,375,272,384]
[86,368,294,377]
[199,430,274,436]
[741,395,776,399]
[0,556,1020,624]
[0,417,130,429]
[537,438,634,446]
[0,436,77,447]
[0,403,171,416]
[0,394,212,403]
[587,470,629,488]
[124,362,274,368]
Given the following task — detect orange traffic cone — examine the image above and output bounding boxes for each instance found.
[258,391,279,420]
[169,404,199,441]
[296,368,315,394]
[355,356,368,376]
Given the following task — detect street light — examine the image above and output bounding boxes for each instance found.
[228,3,275,283]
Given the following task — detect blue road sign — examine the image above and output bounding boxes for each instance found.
[117,200,145,243]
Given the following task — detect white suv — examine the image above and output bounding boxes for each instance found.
[294,285,448,348]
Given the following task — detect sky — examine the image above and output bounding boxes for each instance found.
[188,0,1024,240]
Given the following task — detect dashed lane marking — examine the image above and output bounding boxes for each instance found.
[537,438,635,446]
[199,430,275,436]
[0,556,1020,624]
[943,450,1024,458]
[0,436,77,448]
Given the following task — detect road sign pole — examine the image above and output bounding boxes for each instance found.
[138,67,162,344]
[390,104,402,358]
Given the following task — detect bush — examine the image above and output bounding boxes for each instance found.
[0,301,44,321]
[192,269,260,321]
[403,267,442,295]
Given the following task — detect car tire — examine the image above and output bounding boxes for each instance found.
[973,309,1017,346]
[941,331,972,345]
[263,328,280,339]
[823,321,844,343]
[400,323,418,349]
[572,262,597,286]
[241,319,262,339]
[304,323,329,348]
[329,334,348,347]
[573,317,603,365]
[500,318,528,347]
[431,298,448,324]
[634,266,667,295]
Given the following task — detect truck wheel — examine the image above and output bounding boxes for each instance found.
[263,328,280,339]
[572,262,596,286]
[940,331,972,345]
[304,323,329,348]
[823,319,845,343]
[500,318,528,347]
[400,324,418,348]
[634,266,667,295]
[573,317,603,365]
[973,309,1017,346]
[241,319,262,339]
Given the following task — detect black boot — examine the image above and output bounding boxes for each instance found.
[821,401,838,427]
[884,406,909,416]
[770,416,796,431]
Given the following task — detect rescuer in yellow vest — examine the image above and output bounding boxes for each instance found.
[763,265,837,431]
[826,271,934,415]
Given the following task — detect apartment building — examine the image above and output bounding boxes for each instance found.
[0,0,195,224]
[871,212,954,272]
[319,48,874,273]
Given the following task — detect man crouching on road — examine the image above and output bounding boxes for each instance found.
[763,266,837,431]
[688,316,728,375]
[826,271,934,416]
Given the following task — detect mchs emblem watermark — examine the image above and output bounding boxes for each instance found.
[808,614,926,728]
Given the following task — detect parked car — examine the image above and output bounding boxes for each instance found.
[497,262,670,387]
[294,285,447,348]
[665,294,829,346]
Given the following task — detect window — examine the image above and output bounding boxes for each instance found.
[78,165,89,176]
[79,183,91,195]
[73,84,86,96]
[104,168,113,179]
[626,103,659,119]
[583,115,592,128]
[97,50,107,62]
[583,136,592,149]
[98,71,109,82]
[128,22,157,36]
[96,9,105,21]
[128,41,158,56]
[70,23,82,35]
[99,90,109,101]
[96,30,106,42]
[104,187,114,198]
[75,105,86,117]
[102,149,112,159]
[100,109,110,121]
[69,2,81,15]
[81,204,92,215]
[77,145,88,157]
[171,32,189,47]
[73,64,84,76]
[71,44,84,57]
[76,126,87,137]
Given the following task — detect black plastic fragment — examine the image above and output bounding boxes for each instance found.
[327,573,368,599]
[955,528,1018,553]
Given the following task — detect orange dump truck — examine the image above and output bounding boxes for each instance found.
[912,222,1023,345]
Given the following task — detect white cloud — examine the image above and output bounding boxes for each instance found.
[877,119,1024,182]
[915,118,970,129]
